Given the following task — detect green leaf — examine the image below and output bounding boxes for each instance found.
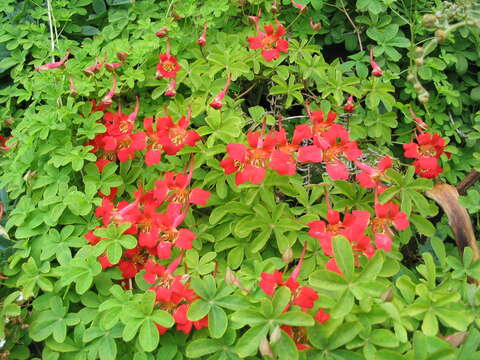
[277,311,314,327]
[332,236,354,280]
[139,320,159,352]
[410,214,435,236]
[209,305,228,339]
[272,286,291,315]
[309,270,348,292]
[370,329,400,348]
[188,299,211,321]
[186,338,223,358]
[235,324,269,358]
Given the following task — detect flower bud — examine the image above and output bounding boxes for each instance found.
[156,27,168,37]
[282,247,294,264]
[406,73,415,82]
[259,337,273,358]
[197,23,207,46]
[418,91,430,104]
[435,29,447,43]
[343,95,355,113]
[270,326,282,344]
[310,18,321,32]
[415,58,424,67]
[422,14,437,28]
[117,51,129,62]
[225,267,237,285]
[414,46,424,58]
[164,79,176,97]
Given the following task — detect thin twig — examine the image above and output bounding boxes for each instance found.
[339,0,363,52]
[46,0,56,61]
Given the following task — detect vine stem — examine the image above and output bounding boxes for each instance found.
[46,0,56,61]
[339,0,364,52]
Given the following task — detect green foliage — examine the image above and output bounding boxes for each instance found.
[0,0,479,359]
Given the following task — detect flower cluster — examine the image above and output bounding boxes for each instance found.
[85,168,210,333]
[220,108,363,184]
[259,249,330,350]
[156,39,181,97]
[84,93,208,335]
[87,103,200,169]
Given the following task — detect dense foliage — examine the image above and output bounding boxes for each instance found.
[0,0,480,359]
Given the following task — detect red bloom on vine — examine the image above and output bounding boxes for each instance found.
[403,132,445,178]
[269,122,312,176]
[158,108,201,156]
[220,131,275,185]
[371,201,409,252]
[355,156,392,189]
[247,21,289,62]
[210,73,232,110]
[35,50,70,71]
[156,41,181,79]
[370,48,383,77]
[154,169,211,206]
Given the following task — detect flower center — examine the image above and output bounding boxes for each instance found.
[162,61,176,72]
[261,36,276,49]
[169,127,187,145]
[419,144,436,157]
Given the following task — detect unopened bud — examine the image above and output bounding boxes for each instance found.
[270,326,282,344]
[406,73,415,82]
[259,337,273,358]
[435,29,447,43]
[414,82,424,92]
[414,46,424,58]
[225,267,237,285]
[156,27,168,37]
[282,247,294,264]
[418,91,430,104]
[380,287,393,302]
[415,58,424,67]
[422,14,437,28]
[117,52,129,62]
[310,18,321,32]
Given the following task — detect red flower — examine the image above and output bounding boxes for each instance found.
[293,287,318,309]
[35,50,70,71]
[209,73,232,110]
[154,170,210,206]
[220,131,275,185]
[259,270,284,295]
[269,123,312,176]
[299,124,362,180]
[156,40,181,79]
[371,201,409,252]
[314,309,330,324]
[197,22,207,46]
[247,22,289,62]
[370,48,383,77]
[156,109,201,155]
[174,304,208,334]
[403,132,445,178]
[355,156,392,189]
[156,53,181,79]
[343,95,355,113]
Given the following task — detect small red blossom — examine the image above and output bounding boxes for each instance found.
[343,95,355,113]
[35,50,70,71]
[210,73,232,110]
[314,309,330,324]
[247,22,289,62]
[156,53,181,79]
[164,78,176,97]
[403,132,445,178]
[220,131,275,185]
[156,27,168,37]
[197,23,207,46]
[370,48,383,77]
[355,156,392,189]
